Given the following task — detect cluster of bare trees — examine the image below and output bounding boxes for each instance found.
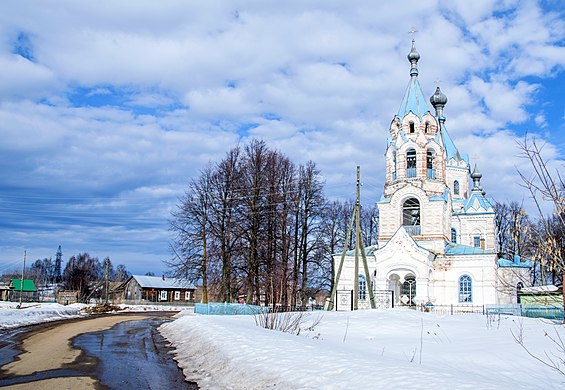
[168,139,377,307]
[62,253,130,301]
[495,138,564,289]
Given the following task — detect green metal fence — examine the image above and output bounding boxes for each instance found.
[195,302,267,315]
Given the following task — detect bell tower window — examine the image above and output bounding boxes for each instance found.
[427,150,436,179]
[402,198,421,235]
[454,180,460,195]
[424,121,429,133]
[406,148,416,178]
[409,122,415,134]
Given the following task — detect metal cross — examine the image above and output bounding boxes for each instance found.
[408,28,418,40]
[434,79,442,86]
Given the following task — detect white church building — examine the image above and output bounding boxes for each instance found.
[333,40,531,309]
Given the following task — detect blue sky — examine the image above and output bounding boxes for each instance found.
[0,1,563,275]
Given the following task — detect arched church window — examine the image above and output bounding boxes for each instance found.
[458,275,472,303]
[424,121,429,133]
[473,235,482,248]
[358,274,367,301]
[409,122,415,133]
[451,228,457,243]
[406,148,416,178]
[454,180,460,195]
[402,198,420,235]
[427,150,436,179]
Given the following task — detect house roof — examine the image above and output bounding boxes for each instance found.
[130,275,196,290]
[10,278,37,292]
[520,285,560,294]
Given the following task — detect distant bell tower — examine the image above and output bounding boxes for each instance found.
[54,245,63,283]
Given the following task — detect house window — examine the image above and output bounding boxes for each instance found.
[406,148,416,178]
[403,198,421,235]
[185,291,191,300]
[454,180,460,195]
[159,290,167,301]
[458,275,472,303]
[409,122,415,133]
[174,291,180,300]
[358,274,367,301]
[451,228,457,243]
[427,150,436,179]
[473,236,481,248]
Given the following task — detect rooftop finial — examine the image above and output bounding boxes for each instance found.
[407,28,420,77]
[471,165,483,192]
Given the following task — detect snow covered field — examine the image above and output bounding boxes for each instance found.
[160,309,565,390]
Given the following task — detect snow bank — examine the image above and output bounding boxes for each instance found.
[160,309,565,389]
[118,304,194,313]
[0,302,88,330]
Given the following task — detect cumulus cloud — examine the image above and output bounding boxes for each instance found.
[0,0,563,274]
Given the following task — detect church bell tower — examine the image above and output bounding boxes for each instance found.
[377,39,457,252]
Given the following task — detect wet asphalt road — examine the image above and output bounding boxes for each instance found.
[0,313,198,389]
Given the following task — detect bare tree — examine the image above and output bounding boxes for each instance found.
[168,164,215,303]
[516,136,565,321]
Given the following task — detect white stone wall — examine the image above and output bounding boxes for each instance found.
[496,267,531,305]
[446,163,469,199]
[431,254,498,305]
[451,213,496,250]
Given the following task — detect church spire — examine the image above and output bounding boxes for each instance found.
[397,38,430,119]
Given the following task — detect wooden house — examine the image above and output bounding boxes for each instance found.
[121,275,196,304]
[8,279,38,302]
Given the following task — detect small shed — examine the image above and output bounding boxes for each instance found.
[121,275,196,304]
[519,285,563,307]
[9,279,38,302]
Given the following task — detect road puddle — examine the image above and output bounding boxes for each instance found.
[0,313,198,389]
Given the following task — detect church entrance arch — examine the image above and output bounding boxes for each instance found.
[387,269,417,307]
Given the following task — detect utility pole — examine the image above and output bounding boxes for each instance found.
[327,167,376,311]
[104,258,109,305]
[18,250,26,309]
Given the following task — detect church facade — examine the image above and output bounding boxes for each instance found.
[334,40,530,309]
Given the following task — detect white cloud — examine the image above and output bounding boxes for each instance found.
[0,0,563,273]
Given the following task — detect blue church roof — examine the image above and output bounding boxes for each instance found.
[397,76,431,119]
[445,243,493,255]
[497,254,532,268]
[464,192,494,213]
[435,123,468,164]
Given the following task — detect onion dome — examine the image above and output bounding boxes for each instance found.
[430,86,447,119]
[407,39,420,62]
[430,86,447,107]
[471,165,483,192]
[407,39,420,77]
